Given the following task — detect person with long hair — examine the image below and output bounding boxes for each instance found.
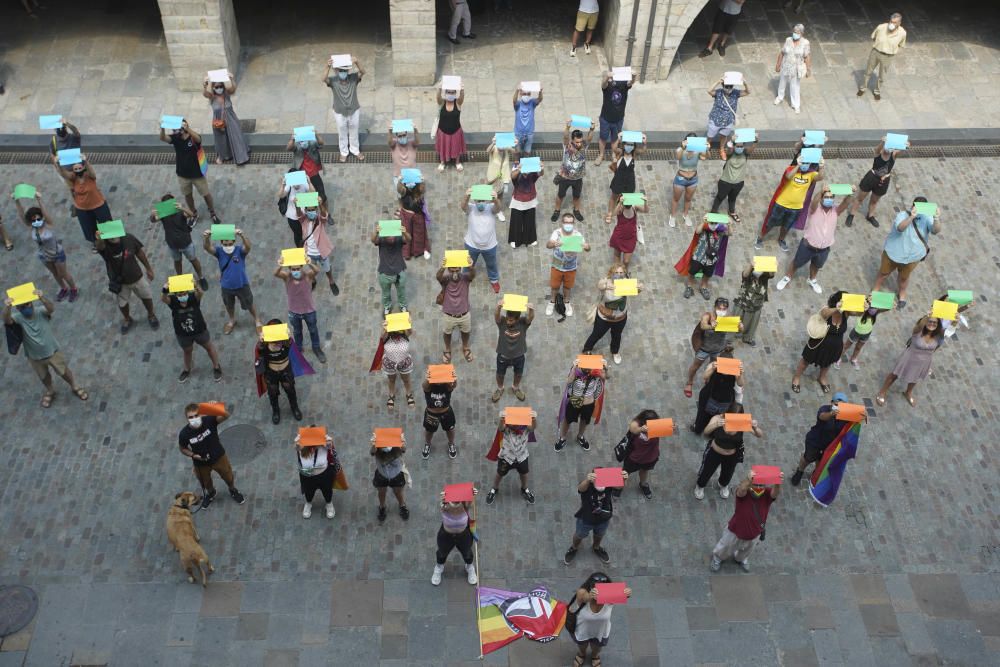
[606,195,648,273]
[508,159,541,248]
[371,437,409,522]
[618,409,662,499]
[379,323,415,410]
[14,190,78,301]
[669,133,706,228]
[694,403,763,500]
[875,313,945,406]
[421,368,458,459]
[791,290,849,394]
[294,428,337,519]
[836,305,881,369]
[567,571,631,667]
[582,263,641,365]
[431,487,478,586]
[255,318,303,424]
[202,71,250,165]
[554,359,606,452]
[691,351,743,434]
[604,134,646,223]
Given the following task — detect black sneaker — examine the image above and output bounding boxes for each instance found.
[462,32,476,39]
[448,36,459,44]
[718,43,727,57]
[377,506,387,523]
[563,546,578,565]
[448,443,458,459]
[422,443,431,459]
[521,488,535,504]
[593,546,611,564]
[577,436,591,451]
[271,407,281,424]
[330,282,340,296]
[550,210,560,222]
[485,488,497,505]
[291,406,303,421]
[640,483,653,500]
[313,348,327,364]
[399,505,410,520]
[178,369,190,383]
[573,209,584,222]
[210,213,222,224]
[844,214,854,228]
[198,277,209,291]
[212,367,223,382]
[229,488,246,504]
[554,438,567,452]
[699,48,712,58]
[200,489,217,509]
[866,215,880,228]
[790,469,803,486]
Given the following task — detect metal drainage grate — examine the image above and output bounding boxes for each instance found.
[0,585,38,638]
[219,424,268,466]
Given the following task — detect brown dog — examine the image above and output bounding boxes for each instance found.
[166,492,214,586]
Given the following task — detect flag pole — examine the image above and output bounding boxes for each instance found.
[473,493,484,660]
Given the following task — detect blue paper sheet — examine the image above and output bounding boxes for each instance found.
[39,115,63,130]
[400,168,422,185]
[733,128,756,144]
[620,130,643,144]
[570,115,592,129]
[56,148,82,166]
[884,133,908,151]
[495,132,516,149]
[518,157,541,173]
[285,171,308,187]
[803,130,826,146]
[293,125,317,143]
[160,115,184,130]
[391,119,414,134]
[800,147,823,164]
[684,137,708,153]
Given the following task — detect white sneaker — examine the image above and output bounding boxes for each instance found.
[668,215,676,228]
[545,301,555,316]
[794,107,800,114]
[437,163,445,172]
[807,279,822,294]
[613,353,622,365]
[423,250,431,260]
[431,564,444,586]
[775,276,791,291]
[584,43,591,55]
[466,563,478,585]
[565,302,574,317]
[684,215,693,227]
[694,485,705,500]
[570,47,577,57]
[530,241,537,246]
[719,484,731,499]
[302,502,312,519]
[774,96,782,105]
[510,242,516,248]
[497,212,506,222]
[325,502,336,519]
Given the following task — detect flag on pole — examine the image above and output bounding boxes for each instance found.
[809,421,861,507]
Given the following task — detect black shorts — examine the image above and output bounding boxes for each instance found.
[557,177,583,200]
[564,401,596,425]
[623,457,657,473]
[373,470,406,488]
[176,329,210,349]
[803,443,827,463]
[688,259,717,277]
[859,170,890,196]
[497,458,530,476]
[423,407,456,433]
[711,8,739,35]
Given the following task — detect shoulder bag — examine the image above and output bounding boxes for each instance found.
[912,219,931,262]
[806,312,829,341]
[750,496,769,541]
[613,432,633,463]
[5,321,23,355]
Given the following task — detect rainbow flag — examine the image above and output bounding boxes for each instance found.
[197,146,209,177]
[478,586,567,655]
[809,421,861,507]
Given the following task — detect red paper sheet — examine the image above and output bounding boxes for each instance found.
[444,482,475,503]
[594,582,628,605]
[751,465,783,485]
[594,467,625,488]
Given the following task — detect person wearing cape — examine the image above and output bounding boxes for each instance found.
[369,323,415,409]
[755,156,823,252]
[484,409,538,505]
[554,360,606,452]
[809,421,861,507]
[254,318,314,424]
[674,217,730,301]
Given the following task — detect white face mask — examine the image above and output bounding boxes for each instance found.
[715,309,727,318]
[520,95,531,103]
[444,94,457,102]
[594,486,606,493]
[221,245,236,255]
[887,23,897,31]
[187,417,202,429]
[791,32,801,41]
[562,224,574,233]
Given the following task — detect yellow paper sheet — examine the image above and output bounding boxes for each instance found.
[385,312,412,332]
[167,274,196,294]
[6,282,38,306]
[503,294,529,312]
[613,279,638,296]
[261,323,290,342]
[715,316,741,333]
[444,249,471,268]
[931,300,958,321]
[281,248,308,267]
[753,256,778,273]
[840,293,866,313]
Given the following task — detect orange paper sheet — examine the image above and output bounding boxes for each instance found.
[298,426,328,446]
[715,357,742,376]
[724,413,752,432]
[645,418,674,437]
[504,406,533,426]
[576,354,604,370]
[197,402,226,417]
[374,427,403,448]
[835,402,866,423]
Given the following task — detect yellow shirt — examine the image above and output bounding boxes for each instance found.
[871,24,907,55]
[775,171,817,210]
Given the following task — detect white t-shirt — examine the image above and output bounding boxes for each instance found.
[579,0,599,14]
[464,204,498,250]
[283,183,309,221]
[719,0,743,15]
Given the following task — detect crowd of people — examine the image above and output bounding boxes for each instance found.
[2,6,969,662]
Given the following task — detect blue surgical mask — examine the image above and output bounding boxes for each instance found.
[475,203,486,212]
[397,137,408,145]
[734,147,745,155]
[792,32,801,41]
[520,95,531,104]
[799,163,810,172]
[177,294,190,303]
[18,305,34,317]
[291,270,302,280]
[624,144,634,154]
[337,71,348,80]
[444,94,457,102]
[562,223,574,233]
[31,218,44,228]
[822,197,835,208]
[306,211,318,220]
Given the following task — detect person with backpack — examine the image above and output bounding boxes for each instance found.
[566,572,632,667]
[710,467,782,572]
[615,409,662,499]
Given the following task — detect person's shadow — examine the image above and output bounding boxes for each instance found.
[0,62,12,94]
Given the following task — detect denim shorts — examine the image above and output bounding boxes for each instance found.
[574,517,610,539]
[168,242,197,263]
[308,253,331,273]
[598,116,623,143]
[39,250,67,264]
[766,203,801,232]
[673,173,699,188]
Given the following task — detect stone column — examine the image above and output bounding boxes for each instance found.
[389,0,437,86]
[158,0,241,92]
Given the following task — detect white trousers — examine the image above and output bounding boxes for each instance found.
[334,109,361,156]
[449,2,472,39]
[776,74,801,111]
[712,528,758,563]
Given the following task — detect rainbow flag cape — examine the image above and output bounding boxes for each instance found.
[486,428,537,462]
[478,586,567,655]
[369,337,386,372]
[759,165,818,235]
[557,371,605,426]
[809,421,861,507]
[673,225,730,278]
[253,340,315,397]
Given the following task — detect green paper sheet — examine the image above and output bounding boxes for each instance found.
[295,191,320,208]
[378,220,403,237]
[559,235,583,252]
[869,291,895,310]
[828,184,853,196]
[12,184,36,200]
[96,220,125,239]
[705,213,730,223]
[210,224,236,241]
[947,290,973,306]
[155,198,179,218]
[621,192,645,206]
[470,184,494,201]
[913,201,937,217]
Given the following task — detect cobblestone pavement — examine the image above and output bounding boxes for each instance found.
[0,155,997,665]
[1,0,999,137]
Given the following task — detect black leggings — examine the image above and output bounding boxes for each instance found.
[300,467,333,503]
[583,315,627,355]
[696,443,739,488]
[436,526,474,565]
[265,368,299,409]
[710,180,744,214]
[310,174,328,206]
[287,218,303,248]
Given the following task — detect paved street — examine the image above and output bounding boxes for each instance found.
[1,0,999,138]
[0,152,997,665]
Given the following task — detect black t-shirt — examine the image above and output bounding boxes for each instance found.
[168,294,207,337]
[805,406,845,451]
[99,233,144,284]
[600,83,630,124]
[160,212,193,250]
[575,484,613,525]
[177,415,225,466]
[712,429,744,452]
[170,135,203,179]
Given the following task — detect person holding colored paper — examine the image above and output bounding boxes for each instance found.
[567,573,631,667]
[150,194,207,291]
[670,133,707,228]
[706,77,749,154]
[607,194,648,272]
[836,305,880,369]
[50,151,112,245]
[582,263,640,365]
[485,136,514,222]
[684,297,740,397]
[695,405,763,500]
[378,322,415,410]
[431,487,478,586]
[255,318,304,424]
[388,123,418,186]
[773,24,811,114]
[201,227,261,334]
[872,196,940,310]
[691,353,743,434]
[775,184,853,294]
[462,188,501,292]
[617,410,663,499]
[160,120,221,224]
[177,403,246,509]
[675,215,730,301]
[792,290,850,394]
[437,256,475,363]
[287,132,327,205]
[273,259,325,364]
[485,409,538,505]
[14,191,78,301]
[47,117,81,157]
[324,56,366,162]
[755,154,824,252]
[371,220,411,315]
[202,71,250,166]
[3,289,88,408]
[710,467,781,573]
[552,120,594,223]
[435,80,466,171]
[789,393,849,486]
[298,198,340,296]
[710,132,755,222]
[278,171,312,248]
[554,358,606,452]
[161,279,222,383]
[508,160,541,248]
[605,134,646,223]
[731,265,772,347]
[595,70,636,166]
[546,215,590,317]
[512,84,542,156]
[371,436,409,523]
[493,298,534,403]
[397,190,431,261]
[421,368,459,460]
[875,313,944,407]
[845,135,906,228]
[0,212,11,252]
[294,428,339,519]
[564,468,626,566]
[95,225,159,334]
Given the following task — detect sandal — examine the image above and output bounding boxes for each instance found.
[729,212,741,224]
[386,395,395,409]
[463,348,474,362]
[791,382,801,393]
[905,394,915,406]
[3,241,13,251]
[73,387,89,401]
[573,657,585,667]
[491,387,504,403]
[875,394,886,406]
[683,385,693,398]
[406,393,415,407]
[442,350,452,363]
[592,659,602,667]
[40,392,54,408]
[819,382,831,394]
[513,387,525,401]
[223,321,236,335]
